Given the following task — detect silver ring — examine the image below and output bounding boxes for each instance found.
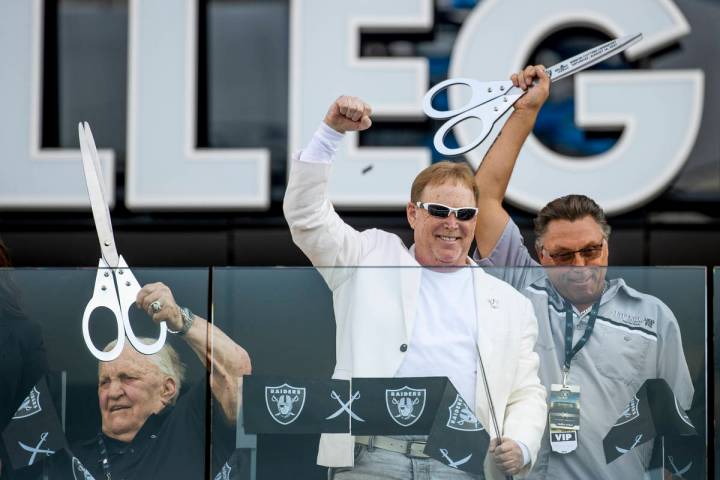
[150,300,163,314]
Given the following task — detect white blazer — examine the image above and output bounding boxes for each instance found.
[283,159,546,479]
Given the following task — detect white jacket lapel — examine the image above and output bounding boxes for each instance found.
[473,268,500,430]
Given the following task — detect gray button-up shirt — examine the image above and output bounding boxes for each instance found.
[474,219,694,480]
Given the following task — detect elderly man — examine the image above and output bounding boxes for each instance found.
[284,96,546,479]
[67,282,251,479]
[472,65,694,479]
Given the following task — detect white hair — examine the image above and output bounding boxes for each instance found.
[101,338,187,405]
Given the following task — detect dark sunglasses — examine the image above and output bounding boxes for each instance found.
[542,241,605,265]
[415,202,478,221]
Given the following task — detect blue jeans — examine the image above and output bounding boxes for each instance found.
[329,444,485,480]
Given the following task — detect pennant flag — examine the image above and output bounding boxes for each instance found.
[424,381,490,475]
[603,379,696,464]
[1,376,68,470]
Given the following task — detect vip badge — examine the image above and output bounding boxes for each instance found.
[12,387,42,420]
[385,386,426,427]
[615,395,640,426]
[446,395,483,432]
[265,384,306,425]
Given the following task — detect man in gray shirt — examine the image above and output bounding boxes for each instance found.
[472,64,694,479]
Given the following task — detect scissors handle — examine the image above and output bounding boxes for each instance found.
[423,78,515,119]
[82,260,126,362]
[115,256,168,356]
[82,257,168,361]
[430,88,524,157]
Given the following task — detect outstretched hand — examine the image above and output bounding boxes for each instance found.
[511,64,550,114]
[324,95,373,133]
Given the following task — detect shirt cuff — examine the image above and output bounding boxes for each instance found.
[297,122,344,164]
[518,440,531,466]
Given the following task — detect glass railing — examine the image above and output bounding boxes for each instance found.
[0,266,709,479]
[715,267,719,480]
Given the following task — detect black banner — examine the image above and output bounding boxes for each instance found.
[603,378,696,464]
[1,376,67,471]
[243,375,490,475]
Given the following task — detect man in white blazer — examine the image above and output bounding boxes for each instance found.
[283,96,546,479]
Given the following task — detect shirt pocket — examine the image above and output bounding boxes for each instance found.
[591,323,653,385]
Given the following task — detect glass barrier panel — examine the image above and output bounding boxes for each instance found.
[715,267,719,480]
[211,266,708,480]
[0,267,212,479]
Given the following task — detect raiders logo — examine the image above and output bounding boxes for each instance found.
[72,457,96,480]
[446,394,483,432]
[12,387,42,420]
[265,384,306,425]
[385,386,426,427]
[615,395,640,426]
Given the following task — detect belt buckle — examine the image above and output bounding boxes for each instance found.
[405,441,425,458]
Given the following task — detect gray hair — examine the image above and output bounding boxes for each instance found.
[534,194,612,251]
[102,338,187,405]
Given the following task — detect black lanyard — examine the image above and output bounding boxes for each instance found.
[562,300,600,377]
[97,434,112,480]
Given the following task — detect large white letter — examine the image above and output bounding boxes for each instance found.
[290,0,432,207]
[450,0,703,215]
[126,0,269,210]
[0,0,114,208]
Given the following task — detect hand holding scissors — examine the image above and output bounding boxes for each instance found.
[79,122,168,361]
[423,33,643,157]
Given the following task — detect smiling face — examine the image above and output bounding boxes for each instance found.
[407,181,477,267]
[536,216,609,309]
[98,346,176,443]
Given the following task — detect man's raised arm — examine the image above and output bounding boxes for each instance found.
[282,96,372,272]
[136,283,252,424]
[474,65,550,258]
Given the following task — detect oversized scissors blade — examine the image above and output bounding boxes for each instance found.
[546,33,642,83]
[79,122,119,268]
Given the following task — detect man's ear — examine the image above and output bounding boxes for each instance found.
[161,377,177,405]
[406,202,417,229]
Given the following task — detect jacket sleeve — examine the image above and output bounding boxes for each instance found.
[502,296,547,475]
[283,154,373,289]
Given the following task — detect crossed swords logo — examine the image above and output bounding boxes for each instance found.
[439,448,472,468]
[667,456,692,477]
[325,390,365,422]
[615,433,643,454]
[18,431,54,466]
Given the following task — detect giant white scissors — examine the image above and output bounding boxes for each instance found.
[79,122,167,361]
[423,33,643,157]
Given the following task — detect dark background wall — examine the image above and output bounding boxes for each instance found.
[0,0,718,270]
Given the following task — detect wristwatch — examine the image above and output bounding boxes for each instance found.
[168,306,195,336]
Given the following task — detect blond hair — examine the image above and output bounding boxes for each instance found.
[410,161,479,204]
